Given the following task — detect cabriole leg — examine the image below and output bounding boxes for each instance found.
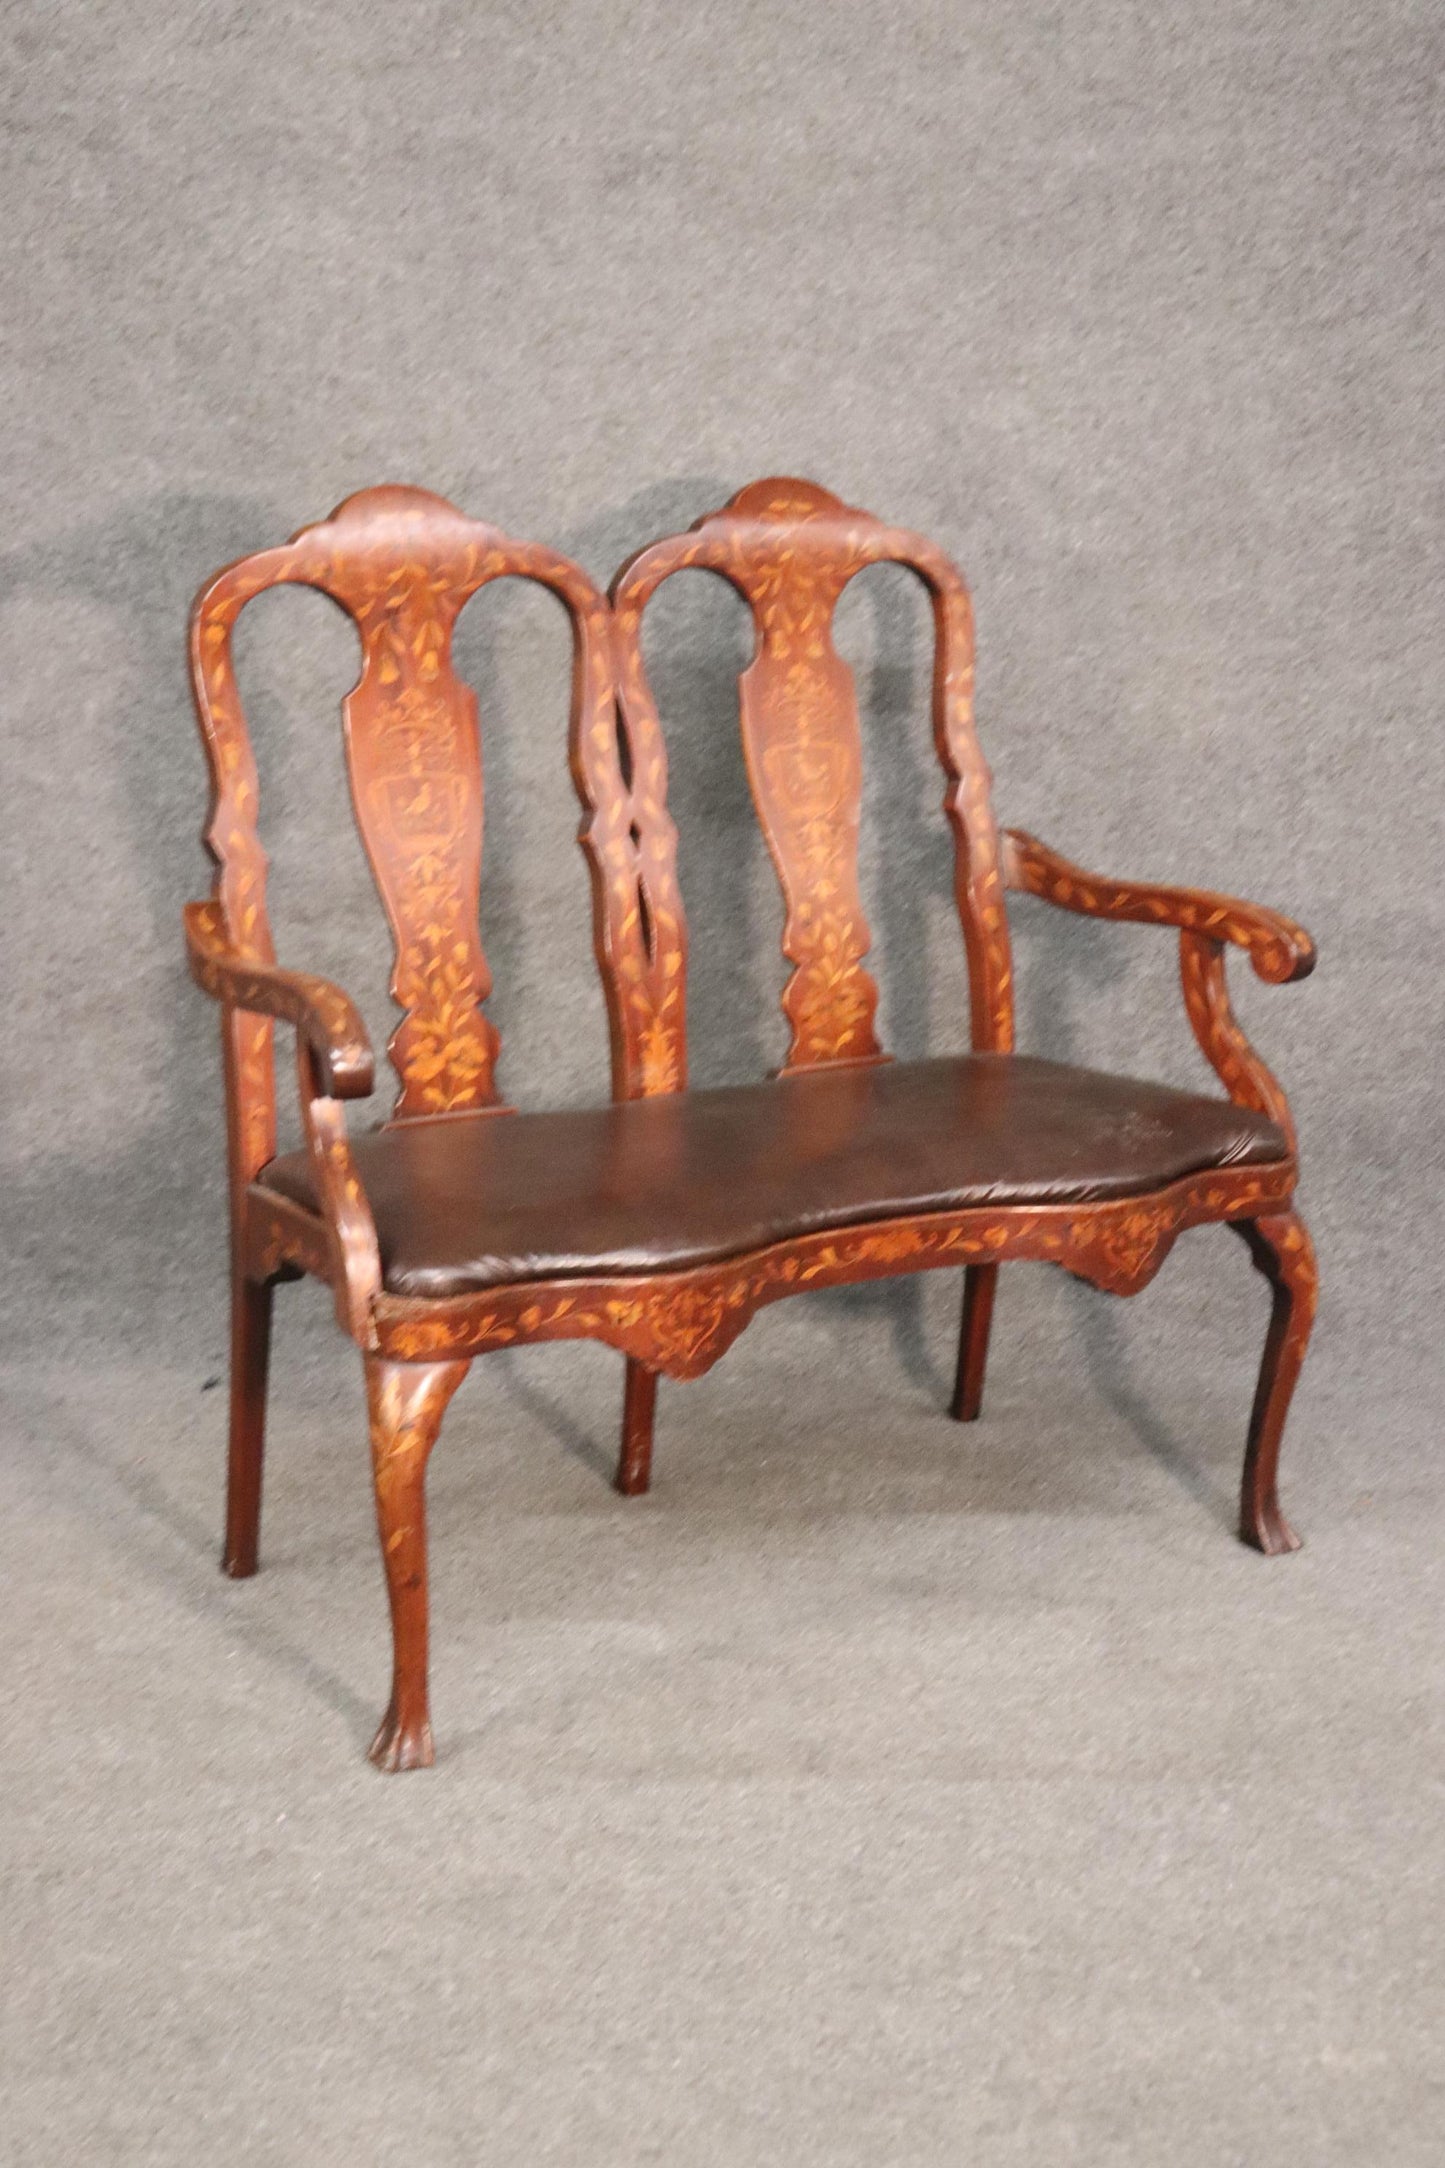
[1234,1210,1317,1556]
[617,1358,658,1496]
[223,1272,273,1578]
[950,1263,998,1422]
[364,1355,469,1771]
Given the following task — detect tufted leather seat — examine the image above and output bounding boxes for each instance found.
[258,1054,1289,1300]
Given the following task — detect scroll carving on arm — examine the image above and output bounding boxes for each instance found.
[184,895,382,1339]
[1002,828,1314,1154]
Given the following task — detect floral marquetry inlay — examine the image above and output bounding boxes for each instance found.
[371,1159,1297,1377]
[612,477,1016,1080]
[186,478,1319,1776]
[191,485,615,1122]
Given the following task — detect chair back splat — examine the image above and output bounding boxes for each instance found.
[190,483,643,1141]
[609,477,1015,1090]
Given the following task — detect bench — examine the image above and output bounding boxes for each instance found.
[185,478,1316,1771]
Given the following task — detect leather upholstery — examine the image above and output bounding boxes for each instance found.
[259,1055,1289,1300]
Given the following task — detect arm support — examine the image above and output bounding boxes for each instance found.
[184,899,375,1098]
[186,899,381,1341]
[1002,830,1315,984]
[1002,830,1313,1158]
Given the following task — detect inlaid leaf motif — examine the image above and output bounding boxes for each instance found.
[611,477,1016,1082]
[373,1163,1296,1375]
[191,486,616,1125]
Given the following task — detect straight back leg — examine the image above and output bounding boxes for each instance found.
[949,1263,998,1422]
[223,1271,274,1577]
[364,1355,470,1771]
[616,1357,659,1496]
[1234,1210,1318,1555]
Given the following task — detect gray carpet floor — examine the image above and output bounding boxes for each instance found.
[3,0,1441,2156]
[5,1265,1440,2164]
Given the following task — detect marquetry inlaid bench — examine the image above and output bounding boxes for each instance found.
[186,479,1316,1770]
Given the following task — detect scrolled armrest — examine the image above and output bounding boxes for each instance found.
[184,900,374,1098]
[1002,830,1315,984]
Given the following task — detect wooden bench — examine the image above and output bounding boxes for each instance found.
[185,478,1317,1771]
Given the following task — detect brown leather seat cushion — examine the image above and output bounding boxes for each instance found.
[259,1055,1288,1300]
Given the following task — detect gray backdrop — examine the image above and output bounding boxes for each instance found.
[3,4,1441,2163]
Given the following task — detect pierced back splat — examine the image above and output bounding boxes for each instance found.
[190,486,617,1138]
[611,478,1015,1085]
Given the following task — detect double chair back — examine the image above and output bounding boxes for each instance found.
[190,478,1011,1156]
